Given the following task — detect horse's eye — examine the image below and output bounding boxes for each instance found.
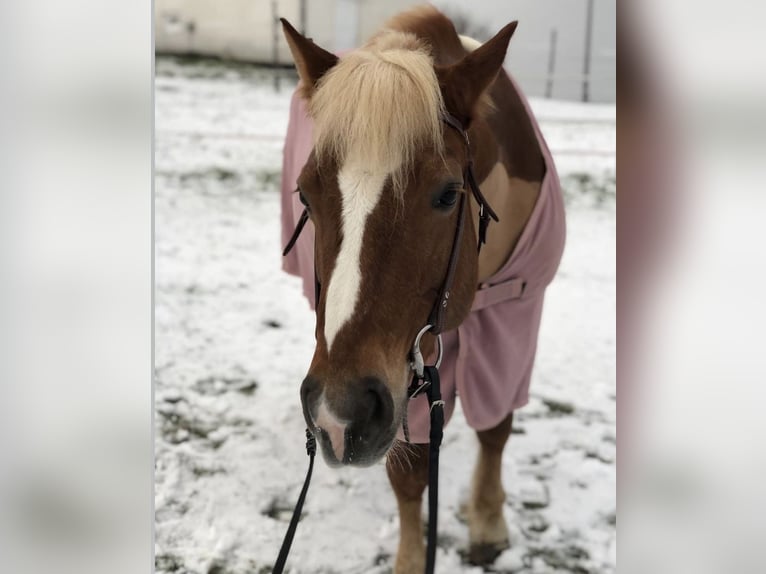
[434,185,460,210]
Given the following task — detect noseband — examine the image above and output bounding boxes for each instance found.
[276,112,498,574]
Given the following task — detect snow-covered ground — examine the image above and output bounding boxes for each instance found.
[155,57,615,574]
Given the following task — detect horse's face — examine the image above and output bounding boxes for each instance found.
[296,138,478,466]
[281,18,515,466]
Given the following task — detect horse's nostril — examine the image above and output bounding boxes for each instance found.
[300,376,322,424]
[367,389,383,422]
[301,376,320,400]
[355,376,394,433]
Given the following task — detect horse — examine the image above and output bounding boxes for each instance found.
[279,6,565,572]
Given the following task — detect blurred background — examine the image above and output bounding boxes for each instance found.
[154,0,616,102]
[3,0,766,573]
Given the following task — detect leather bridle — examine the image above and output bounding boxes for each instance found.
[275,112,498,574]
[409,110,499,367]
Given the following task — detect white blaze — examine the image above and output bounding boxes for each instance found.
[323,163,387,352]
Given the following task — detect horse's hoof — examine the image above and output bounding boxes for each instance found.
[467,540,510,566]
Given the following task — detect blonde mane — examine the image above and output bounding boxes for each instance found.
[308,30,445,192]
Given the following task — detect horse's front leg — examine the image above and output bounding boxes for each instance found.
[467,412,514,565]
[386,442,429,574]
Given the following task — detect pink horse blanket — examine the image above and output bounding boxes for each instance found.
[281,83,566,443]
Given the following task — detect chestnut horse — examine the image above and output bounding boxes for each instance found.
[280,6,565,572]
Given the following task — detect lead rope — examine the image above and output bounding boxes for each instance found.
[272,429,316,574]
[407,364,445,574]
[425,367,444,574]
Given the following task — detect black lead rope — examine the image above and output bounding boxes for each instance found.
[405,363,444,574]
[272,430,316,574]
[423,366,445,574]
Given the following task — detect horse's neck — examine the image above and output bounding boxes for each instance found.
[452,47,544,283]
[386,18,546,282]
[473,165,541,283]
[471,73,544,283]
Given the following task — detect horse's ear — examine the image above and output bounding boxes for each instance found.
[438,21,518,125]
[281,18,338,99]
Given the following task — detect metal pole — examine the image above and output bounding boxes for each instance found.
[272,0,280,91]
[582,0,594,102]
[546,28,558,99]
[300,0,307,35]
[186,21,196,54]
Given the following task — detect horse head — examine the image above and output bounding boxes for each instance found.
[281,18,516,466]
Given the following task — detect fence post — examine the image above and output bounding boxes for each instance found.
[582,0,594,102]
[546,28,558,99]
[272,0,280,91]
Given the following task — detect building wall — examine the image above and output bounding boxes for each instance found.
[434,0,616,102]
[154,0,615,102]
[154,0,418,64]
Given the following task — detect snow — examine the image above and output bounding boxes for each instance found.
[155,57,615,574]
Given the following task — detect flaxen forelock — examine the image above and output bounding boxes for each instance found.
[308,31,445,193]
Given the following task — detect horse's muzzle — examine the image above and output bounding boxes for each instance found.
[300,374,396,467]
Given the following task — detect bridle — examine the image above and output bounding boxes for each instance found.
[274,112,498,574]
